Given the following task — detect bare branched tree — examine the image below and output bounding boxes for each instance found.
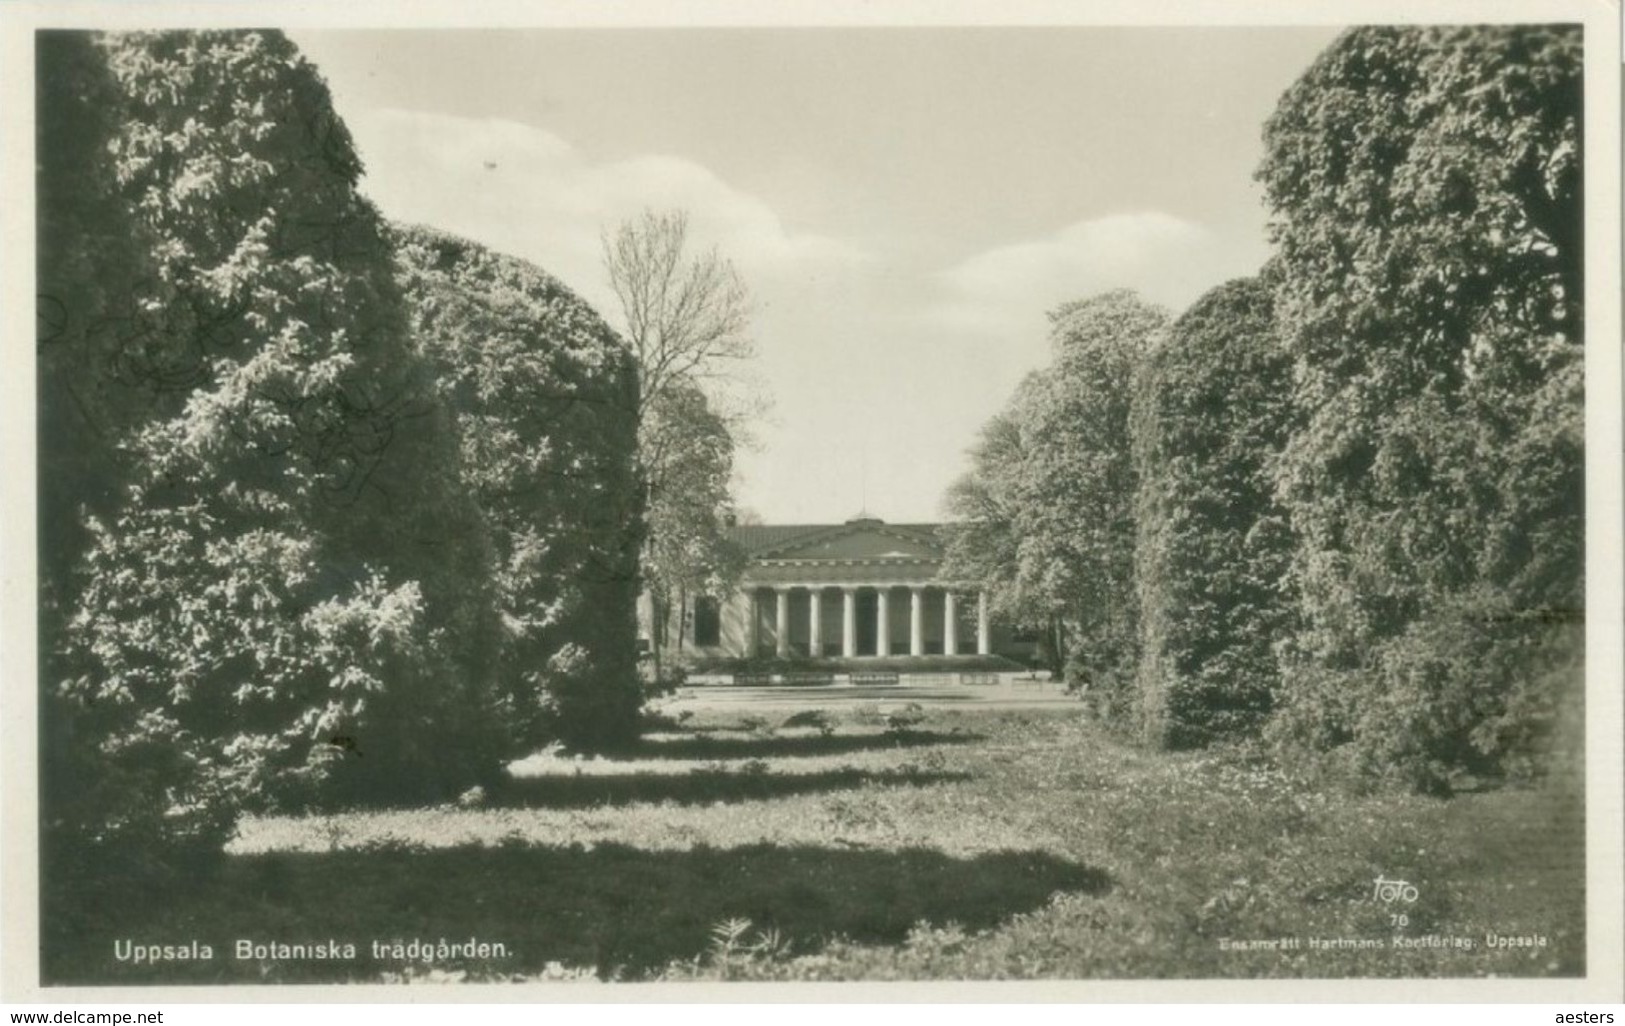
[602,209,757,679]
[603,209,754,423]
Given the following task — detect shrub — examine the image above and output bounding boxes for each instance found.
[642,661,689,700]
[782,710,836,736]
[884,703,927,734]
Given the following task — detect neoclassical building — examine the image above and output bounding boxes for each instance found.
[683,515,999,661]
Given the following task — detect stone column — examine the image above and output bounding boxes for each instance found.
[944,590,958,656]
[977,590,991,655]
[910,587,925,657]
[808,587,822,658]
[842,587,858,657]
[875,587,891,658]
[775,587,790,658]
[749,590,761,657]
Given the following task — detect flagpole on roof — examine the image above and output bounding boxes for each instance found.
[860,447,867,519]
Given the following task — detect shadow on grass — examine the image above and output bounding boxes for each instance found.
[626,729,984,761]
[45,842,1111,984]
[494,766,971,809]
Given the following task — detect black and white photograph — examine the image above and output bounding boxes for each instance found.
[4,0,1621,1002]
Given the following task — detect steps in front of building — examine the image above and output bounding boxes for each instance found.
[683,652,1032,686]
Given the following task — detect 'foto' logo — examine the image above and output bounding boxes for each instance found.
[1372,876,1420,904]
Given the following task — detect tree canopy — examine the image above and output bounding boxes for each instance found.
[393,223,644,751]
[945,26,1583,793]
[943,290,1167,695]
[37,31,656,877]
[1131,277,1294,749]
[641,383,747,655]
[42,31,507,865]
[1258,25,1584,790]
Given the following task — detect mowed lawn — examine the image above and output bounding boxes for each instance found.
[47,692,1584,984]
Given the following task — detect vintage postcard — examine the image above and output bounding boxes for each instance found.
[2,0,1620,1004]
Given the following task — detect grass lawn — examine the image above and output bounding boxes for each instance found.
[45,700,1584,984]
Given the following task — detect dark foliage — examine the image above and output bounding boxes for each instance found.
[38,31,503,878]
[1257,25,1584,791]
[392,224,644,752]
[1131,278,1295,748]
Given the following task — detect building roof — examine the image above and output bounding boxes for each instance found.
[726,518,946,560]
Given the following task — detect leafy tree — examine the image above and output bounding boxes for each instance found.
[392,223,644,750]
[1131,277,1295,749]
[642,384,747,666]
[1017,291,1167,719]
[1256,26,1584,791]
[41,31,497,874]
[942,378,1061,674]
[945,290,1166,709]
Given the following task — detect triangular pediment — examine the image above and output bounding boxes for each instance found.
[759,523,943,561]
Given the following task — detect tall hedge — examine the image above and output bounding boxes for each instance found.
[392,224,644,751]
[1257,26,1584,791]
[1131,278,1295,749]
[36,33,142,617]
[40,31,500,874]
[1019,291,1168,720]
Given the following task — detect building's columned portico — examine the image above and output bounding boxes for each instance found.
[841,587,857,658]
[668,515,1020,663]
[744,581,990,659]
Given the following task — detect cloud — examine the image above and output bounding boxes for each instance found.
[333,109,1268,524]
[928,211,1263,336]
[338,106,896,521]
[342,107,869,316]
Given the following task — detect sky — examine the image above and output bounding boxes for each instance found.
[289,26,1343,524]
